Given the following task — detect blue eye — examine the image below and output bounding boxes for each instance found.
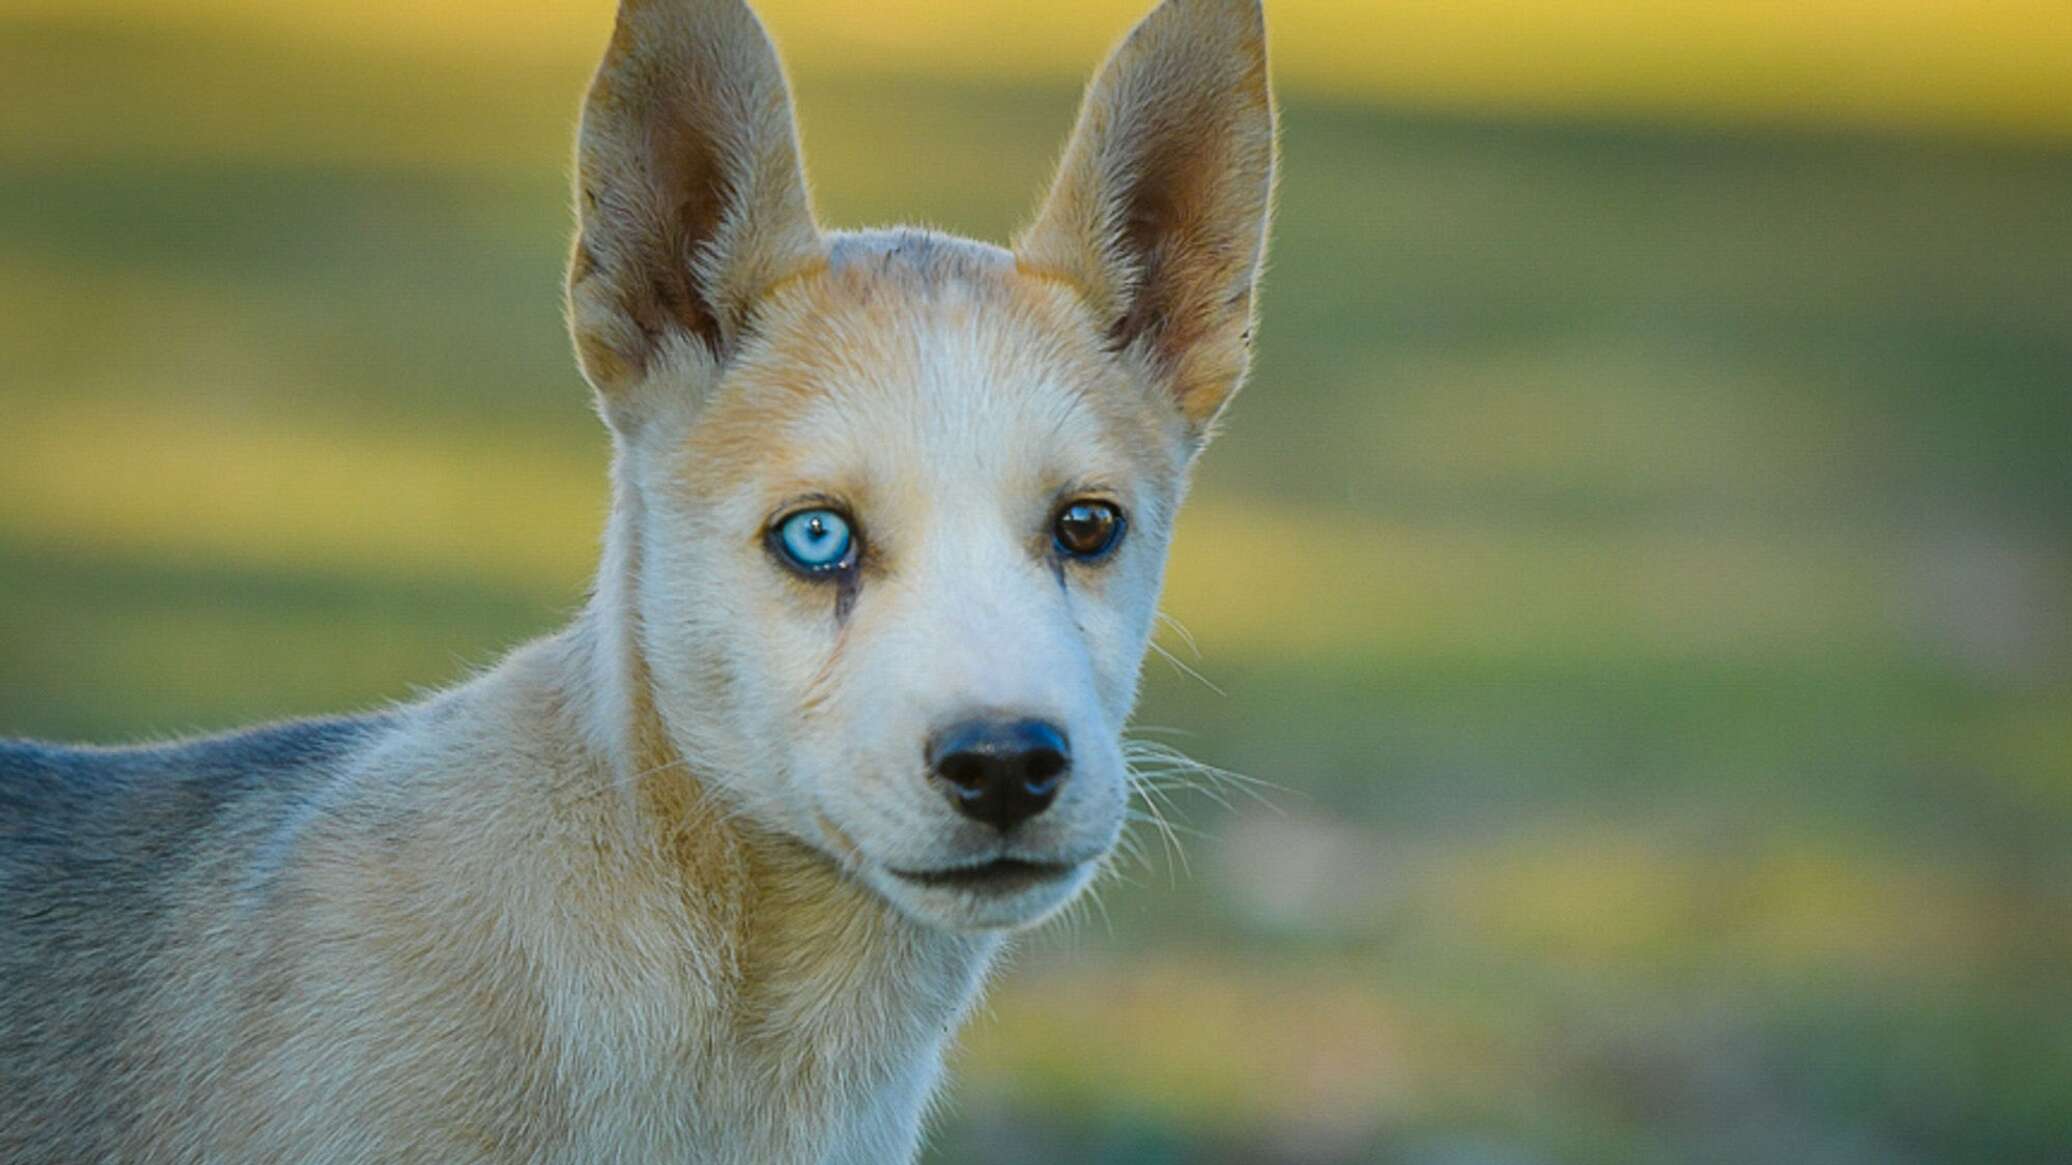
[772,508,856,575]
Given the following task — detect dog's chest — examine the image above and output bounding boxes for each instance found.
[527,934,991,1165]
[546,1034,947,1165]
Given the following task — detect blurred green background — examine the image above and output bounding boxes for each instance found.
[3,2,2069,1161]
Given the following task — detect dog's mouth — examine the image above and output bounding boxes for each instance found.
[887,858,1080,893]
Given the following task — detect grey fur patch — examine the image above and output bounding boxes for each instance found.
[0,715,389,1161]
[827,227,1016,280]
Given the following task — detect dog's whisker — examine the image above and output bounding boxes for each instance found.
[1154,610,1204,660]
[1145,640,1226,696]
[1130,820,1210,850]
[1125,723,1200,740]
[1127,792,1210,841]
[1123,805,1183,876]
[1134,777,1237,813]
[1083,876,1118,938]
[1126,787,1191,883]
[1122,736,1289,813]
[1102,861,1150,893]
[1111,826,1160,877]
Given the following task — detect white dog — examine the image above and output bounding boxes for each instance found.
[0,0,1276,1160]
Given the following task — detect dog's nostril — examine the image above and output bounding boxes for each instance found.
[935,750,990,792]
[1018,741,1068,795]
[926,717,1072,833]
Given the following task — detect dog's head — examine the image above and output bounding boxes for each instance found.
[567,0,1273,931]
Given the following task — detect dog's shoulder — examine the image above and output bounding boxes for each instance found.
[0,714,396,1158]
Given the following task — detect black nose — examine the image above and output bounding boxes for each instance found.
[927,717,1071,832]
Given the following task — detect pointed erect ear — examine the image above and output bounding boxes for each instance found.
[568,0,823,402]
[1015,0,1276,440]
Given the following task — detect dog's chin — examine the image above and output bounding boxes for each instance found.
[862,858,1097,932]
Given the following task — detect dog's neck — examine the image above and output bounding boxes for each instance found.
[506,481,1001,1154]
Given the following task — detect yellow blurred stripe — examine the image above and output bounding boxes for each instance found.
[3,0,2068,139]
[1,402,606,595]
[3,402,1893,664]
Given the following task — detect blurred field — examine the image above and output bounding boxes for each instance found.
[4,2,2071,1162]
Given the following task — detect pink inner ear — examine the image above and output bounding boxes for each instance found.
[1107,161,1179,350]
[645,113,736,353]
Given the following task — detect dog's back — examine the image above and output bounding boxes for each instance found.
[0,718,386,1159]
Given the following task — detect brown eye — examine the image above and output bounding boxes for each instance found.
[1053,500,1125,560]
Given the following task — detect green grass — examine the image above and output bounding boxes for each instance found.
[2,16,2069,1164]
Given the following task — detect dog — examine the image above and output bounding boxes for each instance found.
[0,0,1274,1159]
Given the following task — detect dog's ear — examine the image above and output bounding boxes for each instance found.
[1016,0,1276,441]
[568,0,822,406]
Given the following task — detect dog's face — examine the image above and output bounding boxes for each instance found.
[635,240,1186,928]
[568,0,1273,932]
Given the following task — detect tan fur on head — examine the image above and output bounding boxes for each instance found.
[568,0,826,416]
[1017,0,1278,440]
